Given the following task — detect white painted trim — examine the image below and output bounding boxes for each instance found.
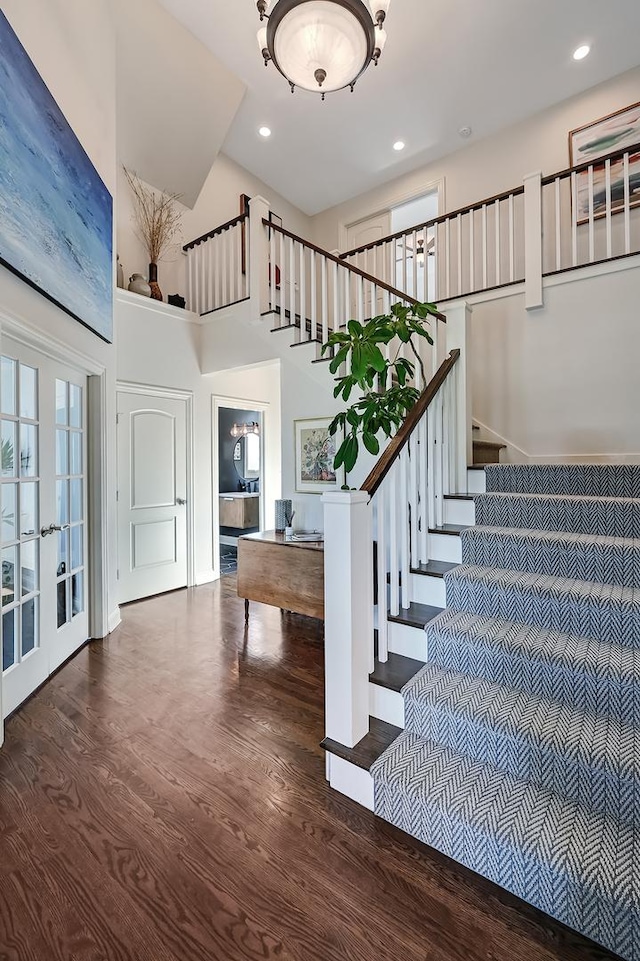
[87,371,111,640]
[326,754,374,810]
[212,394,270,578]
[195,569,219,586]
[338,177,446,253]
[116,288,199,324]
[116,382,196,589]
[0,306,107,375]
[369,683,405,728]
[108,607,122,634]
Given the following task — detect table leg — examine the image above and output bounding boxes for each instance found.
[244,598,249,622]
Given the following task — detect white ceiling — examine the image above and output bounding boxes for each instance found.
[157,0,640,215]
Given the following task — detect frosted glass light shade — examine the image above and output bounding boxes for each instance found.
[270,0,375,93]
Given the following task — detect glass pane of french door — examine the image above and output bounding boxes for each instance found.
[1,341,88,718]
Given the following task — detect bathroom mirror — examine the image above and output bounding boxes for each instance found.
[233,432,260,484]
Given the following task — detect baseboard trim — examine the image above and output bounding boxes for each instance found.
[108,607,122,634]
[195,569,219,586]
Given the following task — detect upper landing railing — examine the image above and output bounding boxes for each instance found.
[340,140,640,309]
[183,212,249,315]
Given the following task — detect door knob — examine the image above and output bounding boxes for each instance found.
[40,523,70,537]
[176,498,186,506]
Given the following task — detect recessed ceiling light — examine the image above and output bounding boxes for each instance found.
[258,126,272,138]
[573,44,590,61]
[393,140,405,152]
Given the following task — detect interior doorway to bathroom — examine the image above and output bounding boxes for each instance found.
[217,406,263,576]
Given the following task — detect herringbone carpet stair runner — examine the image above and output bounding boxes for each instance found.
[371,463,640,960]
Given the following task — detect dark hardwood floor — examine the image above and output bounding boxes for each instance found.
[0,577,618,961]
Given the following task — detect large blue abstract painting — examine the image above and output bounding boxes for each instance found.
[0,11,113,342]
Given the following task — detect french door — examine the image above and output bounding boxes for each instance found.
[1,338,88,718]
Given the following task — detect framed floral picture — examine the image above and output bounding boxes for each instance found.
[294,418,342,494]
[569,102,640,224]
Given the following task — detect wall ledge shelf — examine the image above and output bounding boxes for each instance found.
[116,288,199,324]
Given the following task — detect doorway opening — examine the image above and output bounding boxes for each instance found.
[217,407,263,576]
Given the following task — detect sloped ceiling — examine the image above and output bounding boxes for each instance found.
[115,0,245,207]
[156,0,640,214]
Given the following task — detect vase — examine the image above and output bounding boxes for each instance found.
[116,255,125,289]
[128,273,151,297]
[148,262,163,302]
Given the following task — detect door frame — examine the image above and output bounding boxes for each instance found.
[0,307,111,743]
[212,394,269,577]
[338,177,446,254]
[116,381,195,593]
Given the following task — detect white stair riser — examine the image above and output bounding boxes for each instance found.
[444,498,476,526]
[428,532,462,563]
[327,754,374,810]
[388,620,428,660]
[369,682,405,727]
[467,469,487,494]
[410,573,447,607]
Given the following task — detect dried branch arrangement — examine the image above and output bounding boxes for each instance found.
[123,167,183,264]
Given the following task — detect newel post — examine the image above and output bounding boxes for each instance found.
[248,195,270,323]
[444,300,472,493]
[523,170,543,310]
[322,491,373,748]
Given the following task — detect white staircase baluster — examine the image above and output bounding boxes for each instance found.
[445,219,451,299]
[554,177,562,272]
[418,414,429,564]
[409,435,418,571]
[310,249,317,340]
[457,212,463,295]
[509,193,515,282]
[624,152,631,254]
[441,382,451,499]
[400,446,411,610]
[332,261,339,336]
[494,199,501,286]
[571,171,578,267]
[206,237,213,313]
[215,234,222,310]
[588,165,595,263]
[299,242,306,340]
[469,207,475,294]
[481,204,488,289]
[376,487,388,663]
[605,159,612,261]
[321,257,329,343]
[388,463,400,617]
[269,221,276,310]
[288,236,297,340]
[357,275,365,325]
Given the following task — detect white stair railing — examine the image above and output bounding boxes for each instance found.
[262,218,446,379]
[323,335,466,749]
[183,212,249,315]
[339,140,640,310]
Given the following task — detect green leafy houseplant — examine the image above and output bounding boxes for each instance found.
[322,302,441,475]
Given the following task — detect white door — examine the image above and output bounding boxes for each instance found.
[345,211,392,316]
[1,340,89,718]
[117,391,188,603]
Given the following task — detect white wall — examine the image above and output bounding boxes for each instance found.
[0,0,119,635]
[312,65,640,252]
[469,259,640,461]
[117,152,313,310]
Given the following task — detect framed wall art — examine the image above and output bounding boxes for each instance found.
[294,417,342,494]
[569,102,640,224]
[0,10,113,342]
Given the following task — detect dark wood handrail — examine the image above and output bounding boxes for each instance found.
[361,349,460,498]
[183,212,248,252]
[340,187,525,259]
[541,138,640,185]
[262,219,447,323]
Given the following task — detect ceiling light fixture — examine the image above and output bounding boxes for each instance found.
[393,140,405,151]
[256,0,390,100]
[258,125,272,137]
[573,44,591,61]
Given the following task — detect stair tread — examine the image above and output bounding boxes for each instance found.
[444,493,475,501]
[464,524,640,549]
[479,490,640,506]
[473,439,507,450]
[370,652,426,692]
[410,560,458,578]
[403,662,638,778]
[425,608,640,684]
[485,463,640,499]
[429,524,468,536]
[447,563,638,602]
[371,731,640,923]
[321,717,402,770]
[387,602,444,629]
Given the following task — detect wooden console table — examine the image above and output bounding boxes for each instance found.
[237,530,324,621]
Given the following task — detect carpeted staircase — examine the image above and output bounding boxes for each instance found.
[371,464,640,961]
